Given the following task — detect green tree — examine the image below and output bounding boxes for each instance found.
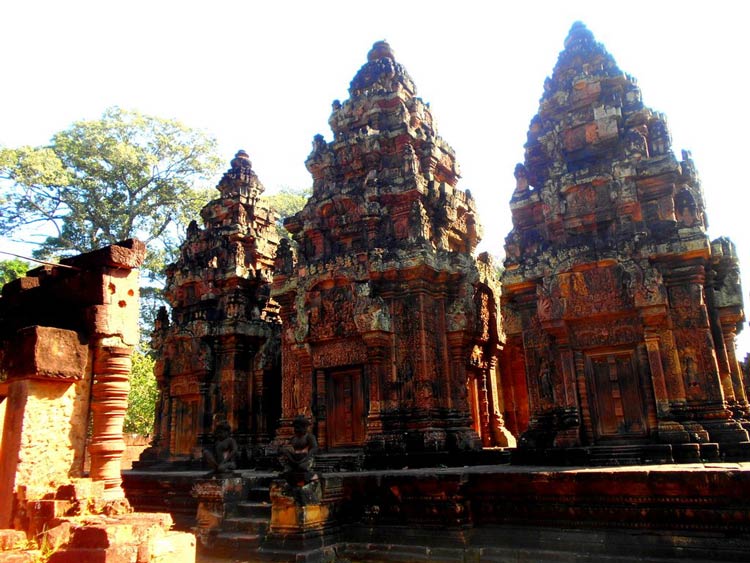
[0,107,221,267]
[261,186,311,239]
[0,257,30,286]
[124,350,158,436]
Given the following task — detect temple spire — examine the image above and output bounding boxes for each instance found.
[272,40,507,457]
[349,40,416,97]
[501,22,749,460]
[216,149,265,200]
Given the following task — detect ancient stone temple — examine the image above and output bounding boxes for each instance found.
[501,22,749,460]
[272,41,512,455]
[146,152,281,465]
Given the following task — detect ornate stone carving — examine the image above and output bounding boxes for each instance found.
[501,22,749,456]
[144,153,282,465]
[202,420,239,476]
[272,41,508,453]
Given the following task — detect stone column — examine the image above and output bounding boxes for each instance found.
[88,345,133,500]
[1,240,145,512]
[446,331,470,414]
[414,290,437,414]
[314,368,327,450]
[445,330,480,450]
[643,333,670,418]
[720,318,749,409]
[363,330,390,451]
[573,351,595,445]
[553,344,581,448]
[198,380,212,448]
[478,365,492,447]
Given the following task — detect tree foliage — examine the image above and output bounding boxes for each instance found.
[124,350,158,436]
[0,258,30,286]
[0,107,221,265]
[261,186,311,239]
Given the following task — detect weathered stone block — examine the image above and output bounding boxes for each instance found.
[192,477,244,547]
[0,530,26,551]
[61,239,146,270]
[37,521,72,554]
[4,326,87,381]
[1,376,90,528]
[138,531,195,563]
[54,479,106,502]
[270,500,330,535]
[47,545,139,563]
[0,276,39,297]
[0,552,40,563]
[70,525,137,549]
[27,500,74,520]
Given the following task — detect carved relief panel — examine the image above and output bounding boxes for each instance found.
[308,285,358,340]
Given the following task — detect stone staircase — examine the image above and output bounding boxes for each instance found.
[513,443,677,466]
[586,444,673,466]
[210,481,273,556]
[314,451,365,472]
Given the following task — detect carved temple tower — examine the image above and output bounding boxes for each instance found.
[272,41,512,455]
[501,23,749,460]
[146,152,281,464]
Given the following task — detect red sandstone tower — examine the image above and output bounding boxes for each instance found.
[272,41,513,456]
[501,23,749,461]
[146,152,281,464]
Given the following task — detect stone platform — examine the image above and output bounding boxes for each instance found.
[125,462,750,562]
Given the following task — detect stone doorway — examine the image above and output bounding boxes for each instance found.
[173,398,200,455]
[326,366,365,448]
[584,351,648,442]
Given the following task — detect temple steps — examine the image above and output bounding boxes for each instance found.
[248,485,273,502]
[222,516,269,534]
[586,444,674,466]
[206,484,272,557]
[364,448,512,470]
[210,531,262,554]
[122,470,205,529]
[314,451,365,472]
[236,500,272,519]
[512,444,679,466]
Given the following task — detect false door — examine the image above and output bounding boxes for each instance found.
[326,366,365,448]
[585,351,648,441]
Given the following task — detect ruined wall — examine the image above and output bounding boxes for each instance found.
[0,240,145,526]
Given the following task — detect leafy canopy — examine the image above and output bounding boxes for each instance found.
[0,107,221,262]
[124,350,158,435]
[0,258,30,286]
[260,186,311,239]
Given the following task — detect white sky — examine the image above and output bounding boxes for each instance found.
[2,1,749,354]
